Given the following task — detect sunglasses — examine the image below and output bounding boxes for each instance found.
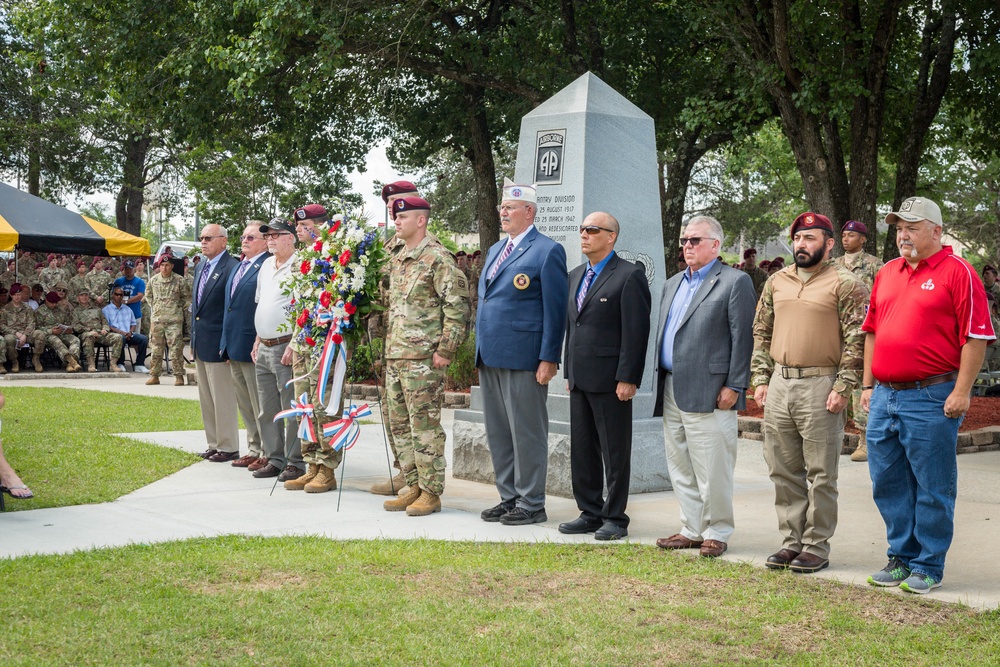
[680,236,714,246]
[263,232,292,240]
[579,225,614,235]
[199,235,223,242]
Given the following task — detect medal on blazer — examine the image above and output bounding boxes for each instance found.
[513,273,530,290]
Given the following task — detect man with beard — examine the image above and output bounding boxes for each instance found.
[750,212,867,574]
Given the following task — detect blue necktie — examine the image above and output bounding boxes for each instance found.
[577,268,596,312]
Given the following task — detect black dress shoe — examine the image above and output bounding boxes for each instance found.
[277,465,304,482]
[252,463,282,478]
[558,516,603,534]
[197,449,218,459]
[594,522,628,541]
[499,507,547,526]
[208,451,240,463]
[481,500,516,522]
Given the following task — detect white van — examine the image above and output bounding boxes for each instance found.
[154,241,200,267]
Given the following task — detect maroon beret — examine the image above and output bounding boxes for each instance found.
[391,196,431,220]
[983,265,997,277]
[8,283,22,295]
[759,260,771,269]
[842,220,869,236]
[45,291,60,304]
[790,212,833,237]
[743,248,757,260]
[293,204,327,221]
[381,180,418,203]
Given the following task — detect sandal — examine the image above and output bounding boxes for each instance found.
[0,484,34,511]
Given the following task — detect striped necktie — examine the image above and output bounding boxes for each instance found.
[489,241,514,280]
[197,263,211,305]
[230,260,250,297]
[577,268,596,311]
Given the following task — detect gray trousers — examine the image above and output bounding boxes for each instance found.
[479,365,549,512]
[196,360,239,453]
[255,342,302,471]
[230,359,263,457]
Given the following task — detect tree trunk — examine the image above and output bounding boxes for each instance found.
[115,135,151,237]
[464,87,500,252]
[884,2,957,262]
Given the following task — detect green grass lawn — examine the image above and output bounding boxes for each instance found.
[0,537,996,666]
[1,387,203,510]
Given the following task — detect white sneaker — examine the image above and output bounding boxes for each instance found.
[115,364,126,372]
[134,365,150,374]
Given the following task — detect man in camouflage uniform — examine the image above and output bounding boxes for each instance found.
[71,289,123,372]
[367,180,420,497]
[145,257,191,386]
[742,248,769,298]
[982,265,1000,300]
[832,220,881,462]
[86,258,112,304]
[382,195,469,516]
[38,257,65,293]
[1,284,35,373]
[751,212,867,574]
[33,291,83,372]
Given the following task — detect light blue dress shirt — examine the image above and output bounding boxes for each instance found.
[660,258,718,372]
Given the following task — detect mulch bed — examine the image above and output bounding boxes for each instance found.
[739,397,1000,433]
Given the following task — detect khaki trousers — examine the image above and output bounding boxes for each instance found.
[762,369,844,559]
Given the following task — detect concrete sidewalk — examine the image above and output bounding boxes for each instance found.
[1,373,998,609]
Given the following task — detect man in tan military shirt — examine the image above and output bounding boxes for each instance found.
[751,212,867,574]
[382,196,469,516]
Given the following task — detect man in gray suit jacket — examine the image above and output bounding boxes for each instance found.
[653,215,756,558]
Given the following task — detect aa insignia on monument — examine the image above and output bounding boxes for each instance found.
[513,273,530,290]
[534,129,565,185]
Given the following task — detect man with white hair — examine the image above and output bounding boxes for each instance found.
[861,196,994,594]
[476,179,568,526]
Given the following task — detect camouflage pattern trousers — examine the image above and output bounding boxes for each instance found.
[149,319,184,377]
[846,385,868,434]
[79,331,124,366]
[385,358,447,495]
[292,350,344,470]
[32,331,80,361]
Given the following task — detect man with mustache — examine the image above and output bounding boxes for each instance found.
[861,197,994,594]
[750,212,868,574]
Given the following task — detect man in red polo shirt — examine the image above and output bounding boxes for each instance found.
[860,196,995,594]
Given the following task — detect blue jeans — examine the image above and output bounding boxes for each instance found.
[866,381,961,582]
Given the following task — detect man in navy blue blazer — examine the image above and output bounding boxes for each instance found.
[221,224,270,473]
[476,179,569,525]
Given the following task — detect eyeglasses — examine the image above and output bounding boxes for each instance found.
[262,232,292,240]
[240,235,259,241]
[112,292,124,297]
[680,236,715,246]
[497,204,527,214]
[580,226,614,235]
[199,235,223,242]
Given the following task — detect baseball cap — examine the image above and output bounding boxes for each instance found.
[122,259,135,269]
[885,196,943,226]
[259,218,296,235]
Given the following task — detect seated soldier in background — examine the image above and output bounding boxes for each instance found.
[0,287,8,307]
[32,291,82,372]
[72,289,123,373]
[1,285,34,373]
[52,282,73,314]
[38,256,64,292]
[86,258,111,304]
[28,284,44,310]
[68,261,89,298]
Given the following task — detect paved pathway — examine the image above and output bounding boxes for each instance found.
[2,373,998,609]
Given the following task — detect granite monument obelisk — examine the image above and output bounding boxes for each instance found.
[453,71,671,494]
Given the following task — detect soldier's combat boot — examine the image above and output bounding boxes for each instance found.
[145,375,160,385]
[174,375,185,386]
[284,463,320,491]
[86,358,97,373]
[383,485,420,512]
[0,363,6,375]
[304,465,337,493]
[65,355,81,373]
[32,353,43,372]
[406,490,441,516]
[851,433,868,462]
[11,357,19,373]
[369,471,408,496]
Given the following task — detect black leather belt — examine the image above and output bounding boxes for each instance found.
[259,334,292,347]
[877,371,959,391]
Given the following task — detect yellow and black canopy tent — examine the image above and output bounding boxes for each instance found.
[0,181,150,256]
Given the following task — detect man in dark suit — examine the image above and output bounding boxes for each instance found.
[477,179,568,526]
[653,215,756,557]
[192,223,240,462]
[559,212,651,540]
[221,224,270,472]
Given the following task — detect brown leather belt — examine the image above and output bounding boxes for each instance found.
[259,334,292,347]
[877,371,959,391]
[779,364,839,379]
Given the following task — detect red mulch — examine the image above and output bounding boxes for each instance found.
[740,397,1000,433]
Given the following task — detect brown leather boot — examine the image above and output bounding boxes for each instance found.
[383,485,420,512]
[406,490,441,516]
[284,463,320,491]
[174,375,185,386]
[369,472,408,496]
[146,375,160,385]
[32,354,43,372]
[851,433,868,462]
[304,465,337,493]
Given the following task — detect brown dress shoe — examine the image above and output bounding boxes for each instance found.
[252,463,281,478]
[788,552,829,573]
[231,454,259,468]
[699,539,728,558]
[655,533,704,550]
[277,465,305,482]
[197,449,218,459]
[247,457,269,471]
[208,450,240,463]
[765,548,801,570]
